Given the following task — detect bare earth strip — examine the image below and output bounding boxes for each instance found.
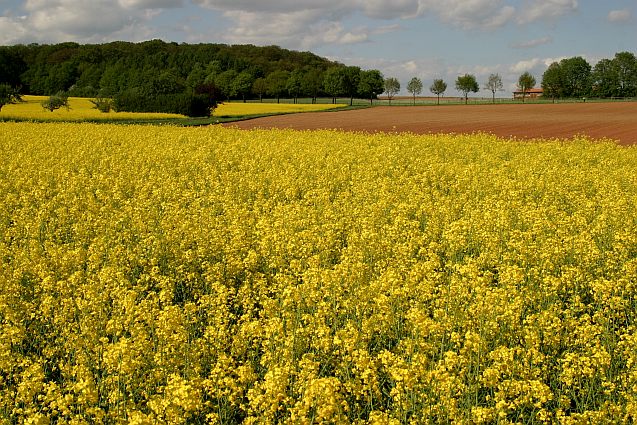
[225,102,637,145]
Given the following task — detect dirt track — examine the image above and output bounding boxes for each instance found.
[225,102,637,145]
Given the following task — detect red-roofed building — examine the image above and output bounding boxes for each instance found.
[513,88,543,99]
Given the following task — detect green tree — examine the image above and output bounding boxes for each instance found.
[186,63,207,90]
[357,70,384,105]
[407,77,423,105]
[203,60,223,85]
[541,62,563,102]
[41,91,69,112]
[430,79,447,105]
[343,66,362,106]
[233,71,254,103]
[90,97,113,113]
[266,70,290,103]
[592,59,617,98]
[384,77,400,105]
[252,78,268,102]
[286,70,304,104]
[611,51,637,97]
[323,67,346,104]
[149,69,185,95]
[301,69,324,104]
[517,72,536,103]
[455,74,479,104]
[215,69,238,100]
[484,73,503,103]
[559,56,592,98]
[0,84,22,112]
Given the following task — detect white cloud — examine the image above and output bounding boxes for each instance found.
[608,9,632,23]
[217,9,370,49]
[0,16,29,45]
[510,36,553,49]
[118,0,184,8]
[193,0,523,48]
[193,0,346,14]
[509,56,566,74]
[517,0,578,24]
[417,0,516,30]
[0,0,183,44]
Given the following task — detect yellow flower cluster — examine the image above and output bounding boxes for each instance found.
[2,122,637,424]
[0,96,184,121]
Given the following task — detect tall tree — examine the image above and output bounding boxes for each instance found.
[343,66,362,106]
[286,70,304,104]
[265,70,289,103]
[592,59,617,98]
[559,56,592,98]
[301,69,324,104]
[215,69,238,100]
[384,77,400,105]
[407,77,423,105]
[517,72,536,103]
[612,51,637,97]
[430,79,447,105]
[232,71,254,102]
[357,69,384,105]
[323,67,346,104]
[541,62,563,102]
[455,74,479,104]
[484,73,503,103]
[252,77,267,102]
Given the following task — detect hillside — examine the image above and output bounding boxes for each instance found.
[0,40,342,98]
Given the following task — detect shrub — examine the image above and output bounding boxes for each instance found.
[114,90,216,117]
[90,97,114,113]
[41,92,69,112]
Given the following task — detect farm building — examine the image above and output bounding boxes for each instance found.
[513,88,544,99]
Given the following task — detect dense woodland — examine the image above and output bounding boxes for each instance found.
[541,52,637,99]
[0,40,386,116]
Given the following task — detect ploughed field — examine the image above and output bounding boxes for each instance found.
[227,102,637,145]
[3,122,637,423]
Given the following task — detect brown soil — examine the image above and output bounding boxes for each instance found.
[224,102,637,145]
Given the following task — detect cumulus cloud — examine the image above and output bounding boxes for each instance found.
[509,56,566,74]
[193,0,524,48]
[608,9,632,23]
[417,0,516,30]
[0,16,29,45]
[0,0,582,49]
[511,36,553,49]
[217,9,371,49]
[0,0,181,44]
[517,0,578,24]
[118,0,184,8]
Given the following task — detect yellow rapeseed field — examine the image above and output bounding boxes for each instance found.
[0,96,345,122]
[214,102,346,116]
[2,122,637,424]
[0,96,185,121]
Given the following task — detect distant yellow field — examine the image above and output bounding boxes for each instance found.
[0,95,184,121]
[0,96,346,122]
[215,102,346,116]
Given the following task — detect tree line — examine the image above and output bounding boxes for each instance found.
[2,41,635,115]
[542,52,637,99]
[384,50,637,105]
[0,40,389,116]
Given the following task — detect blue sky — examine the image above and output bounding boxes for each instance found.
[1,0,635,96]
